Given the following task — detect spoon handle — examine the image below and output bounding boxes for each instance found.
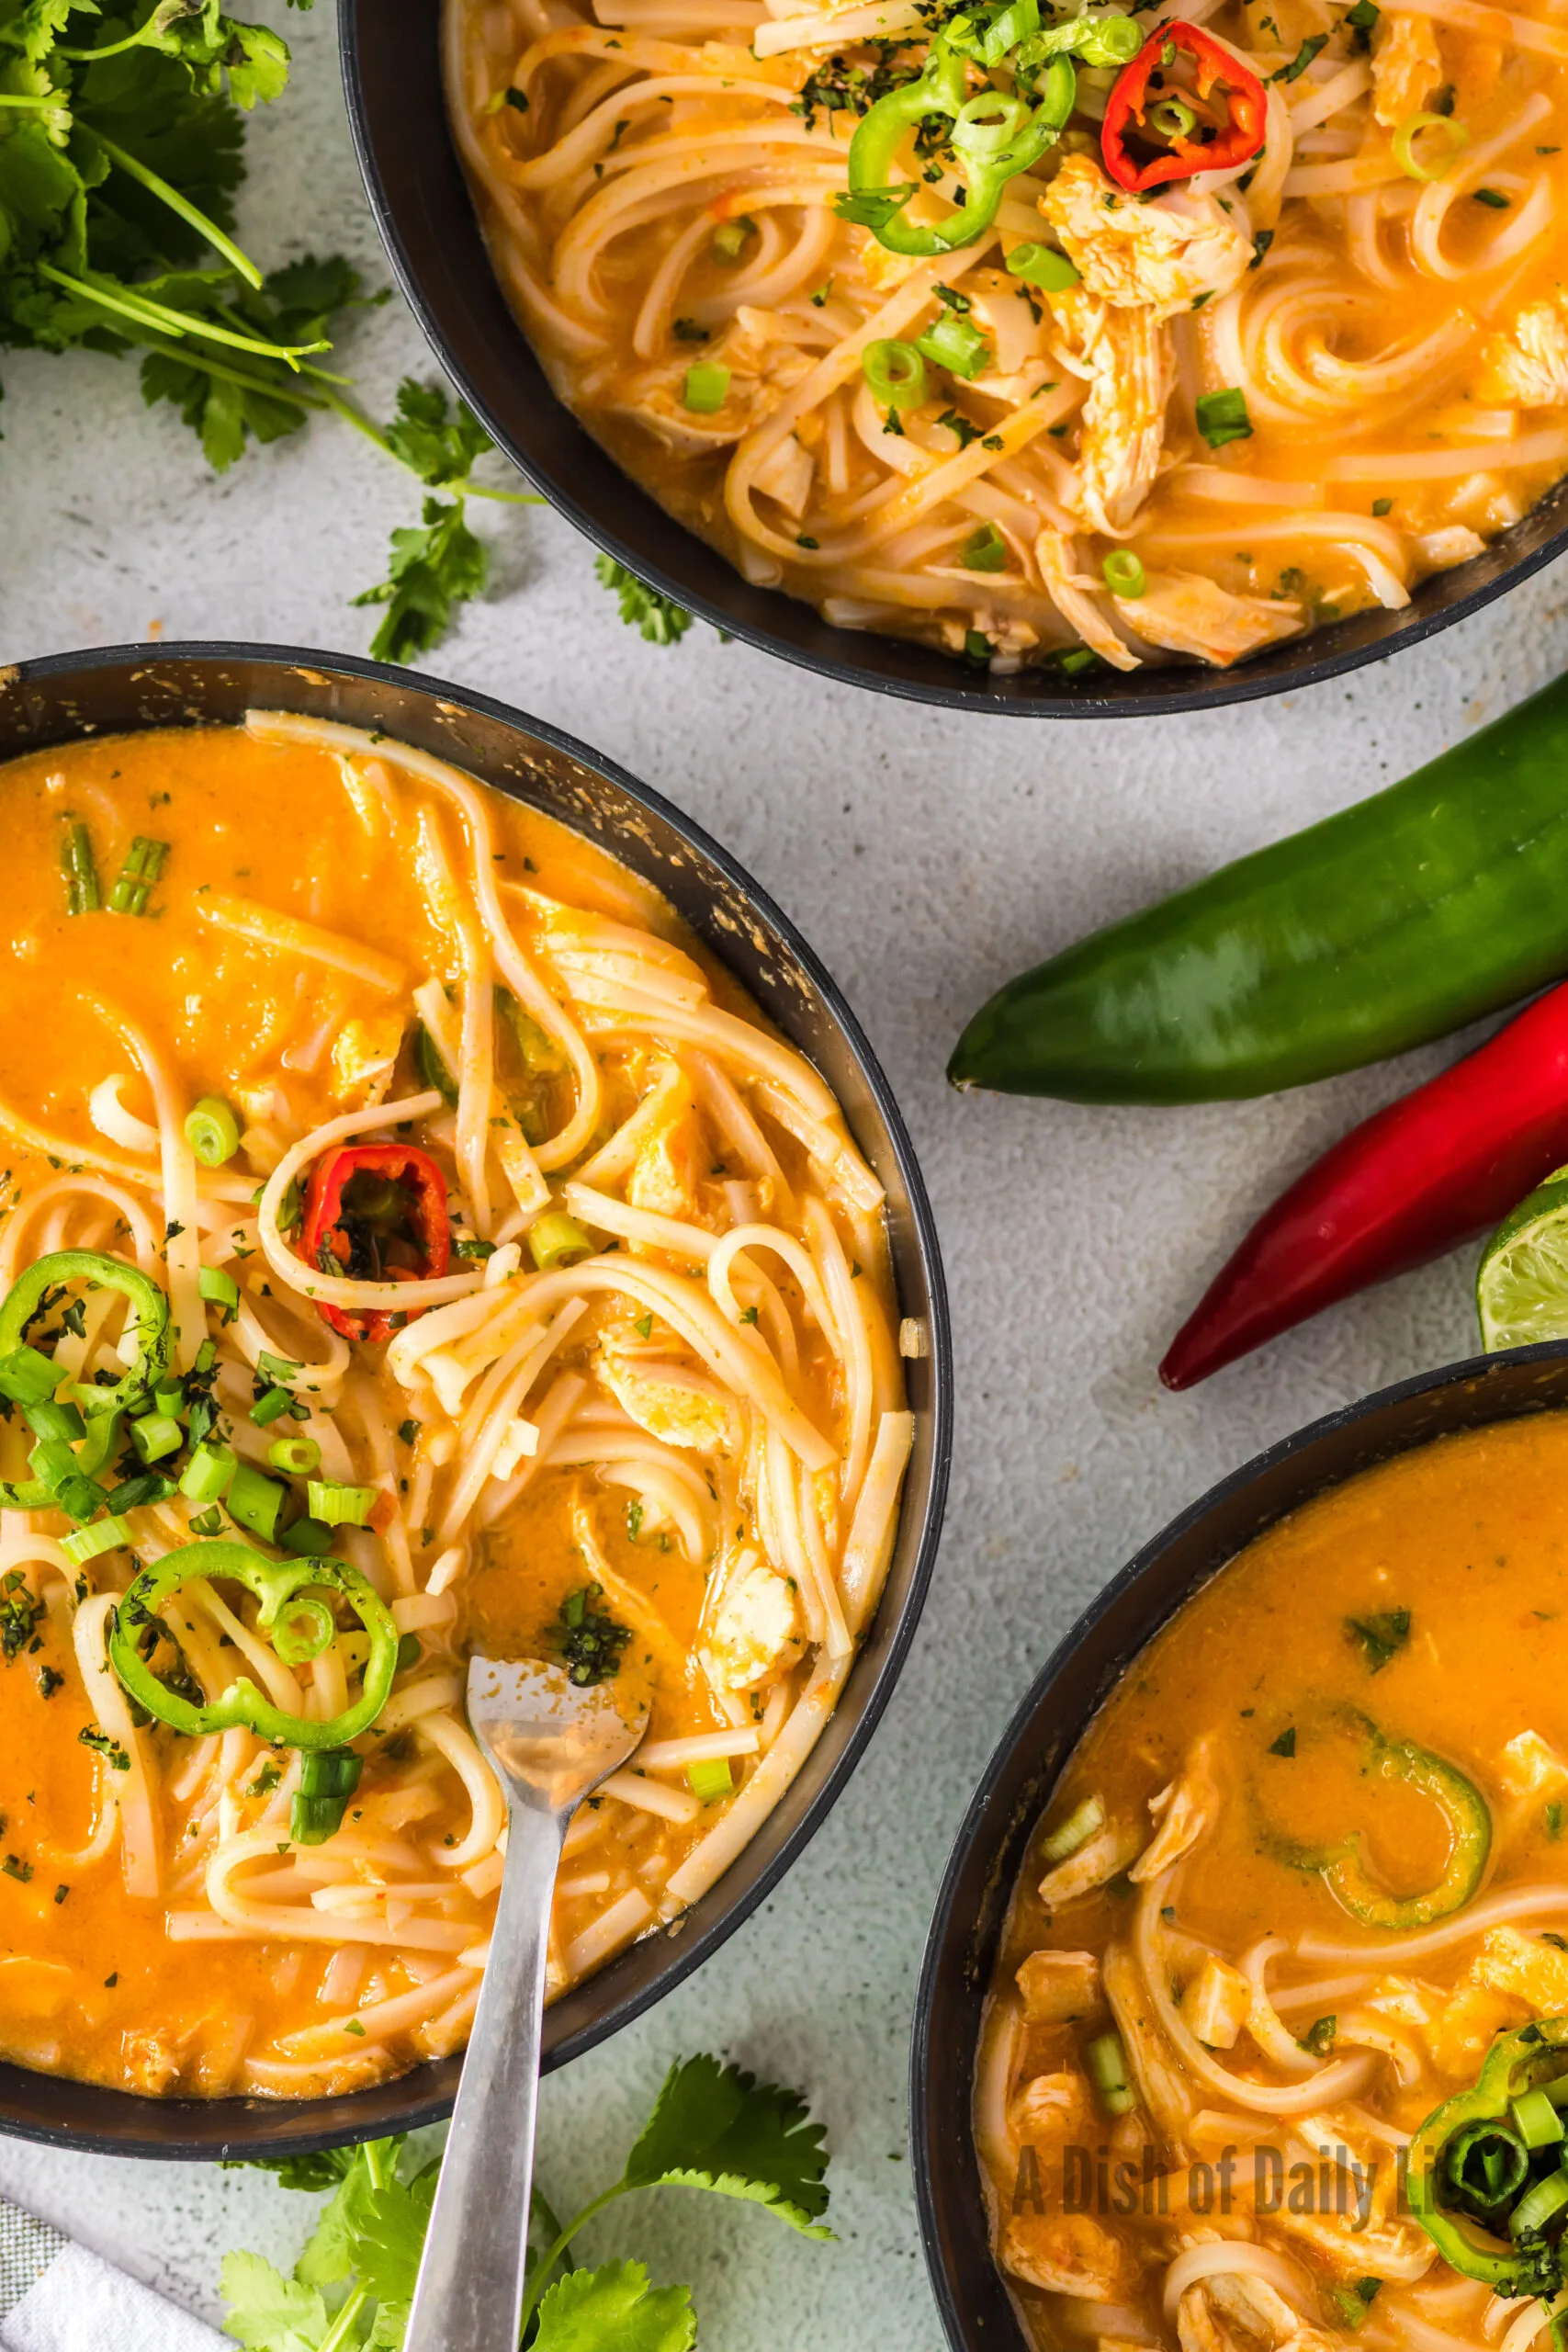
[403,1793,566,2352]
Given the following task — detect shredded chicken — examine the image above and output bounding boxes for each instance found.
[1501,1728,1568,1800]
[1103,1940,1194,2148]
[706,1554,803,1689]
[1479,296,1568,407]
[1181,1955,1250,2049]
[1049,288,1174,537]
[1016,1947,1101,2023]
[1043,155,1253,317]
[1371,12,1443,126]
[1131,1739,1218,1881]
[1035,529,1140,670]
[598,1329,739,1453]
[624,1059,707,1222]
[1001,2211,1126,2297]
[1038,1819,1142,1908]
[1118,571,1304,668]
[1010,2068,1085,2138]
[329,1014,403,1111]
[1411,526,1485,568]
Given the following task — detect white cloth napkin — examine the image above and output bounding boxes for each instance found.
[0,2199,224,2352]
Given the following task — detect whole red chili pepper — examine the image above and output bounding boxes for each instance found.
[299,1144,451,1344]
[1101,22,1268,194]
[1160,979,1568,1389]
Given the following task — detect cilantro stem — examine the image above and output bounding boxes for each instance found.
[133,330,331,411]
[316,2283,369,2352]
[517,2186,627,2327]
[0,92,70,107]
[92,130,263,290]
[38,263,328,368]
[319,386,545,504]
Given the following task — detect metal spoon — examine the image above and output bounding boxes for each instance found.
[404,1655,648,2352]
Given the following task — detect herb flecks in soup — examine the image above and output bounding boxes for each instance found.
[447,0,1568,677]
[0,718,909,2100]
[977,1416,1568,2346]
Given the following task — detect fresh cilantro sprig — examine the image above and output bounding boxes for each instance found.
[594,554,695,647]
[220,2053,832,2349]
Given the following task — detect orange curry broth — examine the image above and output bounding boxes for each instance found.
[0,724,828,2089]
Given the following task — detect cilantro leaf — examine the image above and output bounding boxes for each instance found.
[352,492,487,663]
[382,374,492,487]
[220,2145,359,2194]
[219,2250,328,2351]
[533,2260,696,2352]
[1346,1607,1411,1673]
[594,554,693,646]
[621,2053,833,2236]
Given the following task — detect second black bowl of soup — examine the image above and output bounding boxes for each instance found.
[914,1340,1568,2352]
[0,641,950,2162]
[343,2,1568,718]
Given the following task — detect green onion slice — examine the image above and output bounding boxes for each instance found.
[1102,549,1146,597]
[62,1515,131,1567]
[1393,109,1469,181]
[682,362,731,413]
[1040,1792,1105,1865]
[688,1756,735,1804]
[185,1097,241,1168]
[1006,240,1079,290]
[269,1434,322,1477]
[529,1212,593,1272]
[863,337,928,412]
[307,1480,378,1528]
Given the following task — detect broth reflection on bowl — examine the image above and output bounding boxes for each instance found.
[977,1414,1568,2346]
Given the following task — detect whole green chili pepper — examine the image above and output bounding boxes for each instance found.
[1409,2019,1568,2296]
[108,1539,398,1750]
[949,673,1568,1103]
[835,27,1077,255]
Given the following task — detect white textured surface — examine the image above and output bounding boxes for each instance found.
[4,6,1568,2342]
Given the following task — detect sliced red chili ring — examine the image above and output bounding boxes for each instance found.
[1101,21,1267,193]
[299,1144,451,1344]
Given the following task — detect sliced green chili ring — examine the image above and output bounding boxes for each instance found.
[413,1021,458,1106]
[0,1252,171,1430]
[1324,1736,1490,1929]
[108,1540,399,1748]
[1409,2018,1568,2293]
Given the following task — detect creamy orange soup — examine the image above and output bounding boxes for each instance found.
[448,0,1568,677]
[0,716,909,2098]
[978,1415,1568,2348]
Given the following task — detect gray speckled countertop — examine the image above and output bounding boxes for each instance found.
[3,6,1567,2341]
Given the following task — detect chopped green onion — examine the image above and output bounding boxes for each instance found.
[980,0,1039,62]
[1472,185,1510,207]
[280,1515,333,1557]
[152,1380,186,1419]
[712,216,754,260]
[61,821,100,916]
[1040,1792,1105,1865]
[269,1434,322,1476]
[25,1398,84,1445]
[862,338,928,412]
[184,1097,241,1167]
[180,1442,237,1506]
[1513,2088,1566,2149]
[529,1212,592,1272]
[1195,387,1253,449]
[1147,95,1197,137]
[398,1632,423,1674]
[1393,109,1468,182]
[682,363,731,414]
[498,989,565,1074]
[291,1747,364,1844]
[915,311,991,380]
[54,1472,107,1524]
[28,1436,81,1491]
[0,1347,61,1407]
[1006,241,1079,291]
[413,1022,458,1105]
[251,1385,296,1428]
[228,1463,286,1542]
[307,1480,378,1528]
[1102,548,1146,598]
[130,1412,183,1465]
[188,1505,224,1537]
[1511,2165,1568,2239]
[61,1515,130,1567]
[688,1756,734,1804]
[107,836,169,915]
[1084,2030,1137,2117]
[960,523,1009,572]
[198,1266,240,1317]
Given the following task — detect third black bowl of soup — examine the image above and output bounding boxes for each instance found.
[914,1340,1568,2350]
[344,0,1568,714]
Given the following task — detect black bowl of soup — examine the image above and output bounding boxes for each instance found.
[0,640,951,2162]
[341,1,1568,717]
[914,1340,1568,2351]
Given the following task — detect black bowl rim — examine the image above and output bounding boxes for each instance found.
[337,2,1568,720]
[0,636,953,2160]
[908,1334,1568,2351]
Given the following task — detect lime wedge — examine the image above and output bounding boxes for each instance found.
[1477,1166,1568,1351]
